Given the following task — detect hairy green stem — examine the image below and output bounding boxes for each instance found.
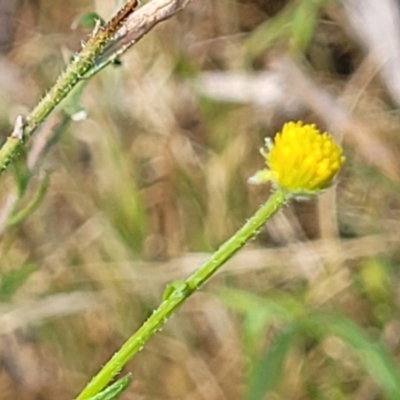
[0,1,138,176]
[0,37,102,173]
[75,189,287,400]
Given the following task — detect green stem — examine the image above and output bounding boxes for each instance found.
[75,189,287,400]
[0,1,138,176]
[0,32,108,174]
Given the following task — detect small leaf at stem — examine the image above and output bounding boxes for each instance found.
[87,374,132,400]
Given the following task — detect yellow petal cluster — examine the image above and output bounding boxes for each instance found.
[254,121,344,195]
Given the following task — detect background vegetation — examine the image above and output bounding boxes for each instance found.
[1,0,400,399]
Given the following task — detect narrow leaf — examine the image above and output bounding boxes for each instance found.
[87,374,132,400]
[248,323,300,400]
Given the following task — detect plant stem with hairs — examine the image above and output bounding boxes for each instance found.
[75,189,287,400]
[0,0,138,174]
[0,0,192,177]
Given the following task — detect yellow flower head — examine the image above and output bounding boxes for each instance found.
[250,121,345,196]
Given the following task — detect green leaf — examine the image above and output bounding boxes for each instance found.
[7,173,50,227]
[12,151,30,196]
[289,0,320,52]
[76,12,105,30]
[87,374,132,400]
[217,287,300,356]
[246,0,338,58]
[163,281,189,301]
[245,5,294,59]
[248,323,300,400]
[316,314,400,400]
[218,288,297,330]
[0,263,36,302]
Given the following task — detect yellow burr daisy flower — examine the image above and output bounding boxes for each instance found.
[250,121,345,196]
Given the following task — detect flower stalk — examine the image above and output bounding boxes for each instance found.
[76,189,287,400]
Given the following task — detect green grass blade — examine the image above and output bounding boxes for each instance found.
[248,323,300,400]
[316,314,400,399]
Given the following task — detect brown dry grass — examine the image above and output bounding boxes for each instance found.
[1,0,400,399]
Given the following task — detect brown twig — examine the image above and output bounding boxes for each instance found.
[101,0,193,62]
[104,0,138,34]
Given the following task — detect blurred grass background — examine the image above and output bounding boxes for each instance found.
[1,0,400,399]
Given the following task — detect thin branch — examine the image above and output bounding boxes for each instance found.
[0,0,192,176]
[116,0,192,43]
[96,0,193,70]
